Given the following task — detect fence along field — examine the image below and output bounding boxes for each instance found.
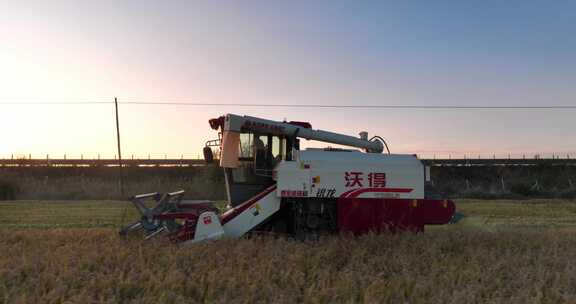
[2,155,576,167]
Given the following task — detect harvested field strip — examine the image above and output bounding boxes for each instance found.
[0,201,136,228]
[2,199,576,229]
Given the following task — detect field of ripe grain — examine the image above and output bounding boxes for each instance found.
[1,200,576,303]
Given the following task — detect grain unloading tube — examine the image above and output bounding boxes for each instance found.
[217,113,385,154]
[120,113,455,243]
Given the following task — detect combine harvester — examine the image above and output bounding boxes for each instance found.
[120,114,455,243]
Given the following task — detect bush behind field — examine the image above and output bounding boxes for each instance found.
[0,179,18,200]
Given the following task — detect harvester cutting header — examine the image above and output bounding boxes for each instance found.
[121,114,455,243]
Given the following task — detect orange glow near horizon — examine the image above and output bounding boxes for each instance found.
[2,102,575,160]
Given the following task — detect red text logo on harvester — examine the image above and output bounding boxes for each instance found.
[344,172,386,188]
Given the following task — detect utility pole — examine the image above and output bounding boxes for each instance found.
[115,97,124,196]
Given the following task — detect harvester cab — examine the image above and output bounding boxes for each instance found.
[120,114,456,244]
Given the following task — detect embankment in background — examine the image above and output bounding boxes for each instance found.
[431,165,576,199]
[1,164,576,200]
[0,166,225,200]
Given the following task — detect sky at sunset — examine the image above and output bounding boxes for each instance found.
[1,1,575,159]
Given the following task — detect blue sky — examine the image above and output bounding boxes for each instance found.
[1,1,575,158]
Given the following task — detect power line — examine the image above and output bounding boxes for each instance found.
[0,101,111,105]
[1,101,576,109]
[121,102,576,109]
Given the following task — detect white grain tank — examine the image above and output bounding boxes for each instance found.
[276,149,424,200]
